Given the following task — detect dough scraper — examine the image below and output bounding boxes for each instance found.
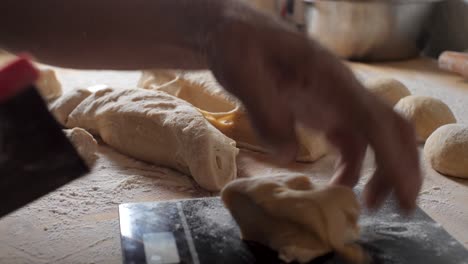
[119,194,468,264]
[0,57,89,218]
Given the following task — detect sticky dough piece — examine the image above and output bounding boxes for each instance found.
[139,70,328,162]
[222,176,365,263]
[67,87,239,191]
[36,69,63,102]
[424,124,468,179]
[63,127,98,168]
[50,88,92,126]
[394,95,457,142]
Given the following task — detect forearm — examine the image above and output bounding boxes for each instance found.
[0,0,253,70]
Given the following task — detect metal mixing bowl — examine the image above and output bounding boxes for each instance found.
[304,0,441,61]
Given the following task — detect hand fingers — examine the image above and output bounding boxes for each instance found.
[328,129,367,188]
[389,113,422,211]
[242,89,298,164]
[363,101,422,212]
[363,168,392,210]
[208,41,299,164]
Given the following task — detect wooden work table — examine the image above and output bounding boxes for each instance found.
[0,57,467,263]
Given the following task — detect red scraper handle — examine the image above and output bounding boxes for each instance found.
[0,56,39,102]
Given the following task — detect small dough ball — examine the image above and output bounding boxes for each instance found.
[394,96,457,142]
[222,176,365,263]
[64,128,98,168]
[36,69,62,102]
[424,124,468,179]
[364,78,411,106]
[50,88,92,126]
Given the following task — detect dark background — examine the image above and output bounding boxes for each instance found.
[425,0,468,56]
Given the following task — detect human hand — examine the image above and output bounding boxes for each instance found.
[207,10,422,212]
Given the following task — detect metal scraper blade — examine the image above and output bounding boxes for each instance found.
[0,85,89,218]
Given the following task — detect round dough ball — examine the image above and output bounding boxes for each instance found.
[364,78,411,106]
[424,124,468,179]
[394,96,457,142]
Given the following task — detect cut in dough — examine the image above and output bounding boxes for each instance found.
[67,87,239,191]
[222,175,365,263]
[36,69,63,102]
[50,88,92,126]
[364,77,411,106]
[394,95,457,142]
[64,128,98,168]
[139,70,328,162]
[424,124,468,179]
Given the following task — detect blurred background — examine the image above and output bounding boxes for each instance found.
[425,0,468,56]
[251,0,468,59]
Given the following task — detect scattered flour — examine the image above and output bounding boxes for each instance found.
[0,145,209,263]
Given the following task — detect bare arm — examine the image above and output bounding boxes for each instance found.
[0,0,246,70]
[0,0,422,211]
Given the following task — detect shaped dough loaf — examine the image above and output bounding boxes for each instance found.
[222,175,364,263]
[67,87,239,191]
[139,70,328,162]
[50,88,92,126]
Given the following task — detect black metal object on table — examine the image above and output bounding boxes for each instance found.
[0,58,89,218]
[119,196,468,264]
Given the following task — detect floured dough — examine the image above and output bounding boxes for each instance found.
[424,124,468,179]
[50,88,92,126]
[67,87,239,191]
[222,175,365,263]
[139,70,238,112]
[36,69,62,102]
[139,70,328,162]
[394,95,457,142]
[64,127,98,167]
[364,78,411,106]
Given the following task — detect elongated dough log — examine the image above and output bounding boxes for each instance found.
[50,88,92,126]
[222,176,365,263]
[67,87,239,191]
[139,70,328,162]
